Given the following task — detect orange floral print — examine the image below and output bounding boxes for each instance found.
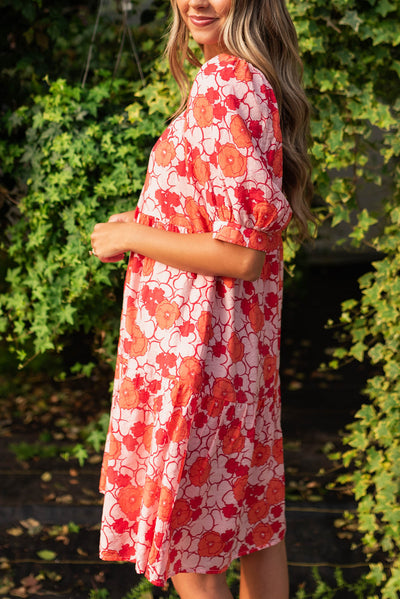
[170,213,192,229]
[196,311,213,343]
[171,498,192,529]
[118,379,140,410]
[158,486,174,521]
[155,300,180,329]
[193,155,211,185]
[272,438,283,463]
[218,143,246,178]
[155,139,176,166]
[227,332,244,363]
[193,95,214,127]
[273,149,283,178]
[189,456,211,487]
[272,109,282,143]
[251,441,271,467]
[185,198,211,231]
[107,433,122,459]
[179,356,203,389]
[249,230,268,251]
[171,381,193,408]
[102,549,121,560]
[266,478,285,504]
[216,204,232,222]
[143,424,153,452]
[249,303,264,332]
[248,499,269,524]
[230,114,252,148]
[168,409,189,442]
[198,531,224,557]
[216,227,245,247]
[148,543,160,566]
[252,523,273,547]
[143,257,155,277]
[213,378,236,403]
[222,276,235,289]
[125,303,138,332]
[118,485,143,519]
[253,203,278,229]
[263,355,276,382]
[223,424,245,455]
[234,60,252,82]
[233,475,248,502]
[143,476,159,508]
[129,324,148,357]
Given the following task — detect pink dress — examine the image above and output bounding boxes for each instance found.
[99,53,292,586]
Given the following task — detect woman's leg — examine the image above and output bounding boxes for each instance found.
[171,572,234,599]
[239,540,289,599]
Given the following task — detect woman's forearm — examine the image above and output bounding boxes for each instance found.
[91,221,265,281]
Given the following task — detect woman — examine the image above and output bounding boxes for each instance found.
[91,0,313,597]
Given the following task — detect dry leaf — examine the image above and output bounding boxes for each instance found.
[6,526,24,537]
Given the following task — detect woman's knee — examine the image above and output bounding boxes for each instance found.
[171,571,232,599]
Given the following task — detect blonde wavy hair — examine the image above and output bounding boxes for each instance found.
[166,0,314,239]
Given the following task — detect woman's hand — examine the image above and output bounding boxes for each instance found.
[90,211,136,262]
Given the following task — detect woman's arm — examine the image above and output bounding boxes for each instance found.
[90,220,265,281]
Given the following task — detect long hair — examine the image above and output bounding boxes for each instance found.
[166,0,314,239]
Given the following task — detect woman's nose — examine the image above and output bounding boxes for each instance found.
[188,0,210,8]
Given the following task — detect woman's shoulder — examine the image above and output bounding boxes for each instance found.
[190,53,277,109]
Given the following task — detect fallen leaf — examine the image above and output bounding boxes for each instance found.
[0,574,14,593]
[37,550,57,561]
[6,526,24,537]
[55,494,73,504]
[10,587,28,598]
[0,557,11,570]
[20,518,41,535]
[20,574,42,594]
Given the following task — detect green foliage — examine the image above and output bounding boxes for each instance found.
[10,439,60,461]
[0,62,179,369]
[294,567,378,598]
[285,1,400,596]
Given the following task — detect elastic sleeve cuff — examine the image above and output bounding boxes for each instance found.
[212,220,281,252]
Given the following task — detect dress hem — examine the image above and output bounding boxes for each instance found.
[99,530,286,588]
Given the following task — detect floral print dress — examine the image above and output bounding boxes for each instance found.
[99,54,292,586]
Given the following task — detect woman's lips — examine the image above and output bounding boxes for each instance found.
[189,15,218,27]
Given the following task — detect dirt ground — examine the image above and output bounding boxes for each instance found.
[0,261,372,598]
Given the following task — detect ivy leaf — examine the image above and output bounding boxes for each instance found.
[339,10,363,32]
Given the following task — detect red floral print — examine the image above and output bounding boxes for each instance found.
[100,54,291,587]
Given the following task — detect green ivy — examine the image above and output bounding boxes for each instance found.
[0,59,179,367]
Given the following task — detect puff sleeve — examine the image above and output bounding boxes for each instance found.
[184,55,292,252]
